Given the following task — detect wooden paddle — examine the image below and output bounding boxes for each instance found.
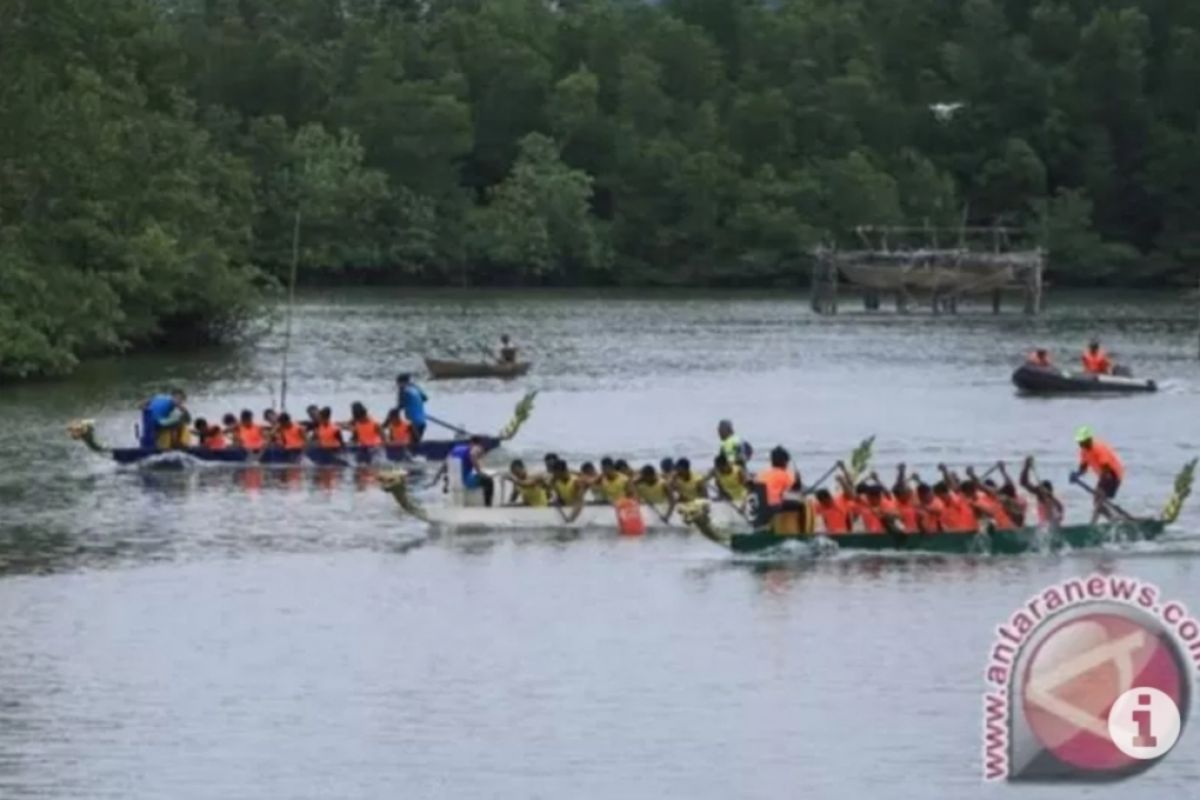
[427,414,471,437]
[1070,474,1138,522]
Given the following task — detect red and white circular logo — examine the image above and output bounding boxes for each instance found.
[1018,609,1188,777]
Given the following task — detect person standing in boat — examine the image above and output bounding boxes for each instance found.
[716,420,752,465]
[1071,426,1124,522]
[140,388,189,449]
[498,334,518,364]
[1081,340,1113,374]
[396,373,428,443]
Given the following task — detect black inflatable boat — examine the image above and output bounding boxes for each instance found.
[1012,364,1157,395]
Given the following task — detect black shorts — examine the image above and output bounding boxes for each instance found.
[411,423,426,443]
[1098,472,1121,499]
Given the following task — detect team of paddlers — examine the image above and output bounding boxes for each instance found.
[1026,340,1116,375]
[137,375,431,451]
[452,419,1127,533]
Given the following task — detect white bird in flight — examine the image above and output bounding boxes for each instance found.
[930,102,965,121]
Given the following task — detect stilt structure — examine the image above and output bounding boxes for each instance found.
[811,226,1043,315]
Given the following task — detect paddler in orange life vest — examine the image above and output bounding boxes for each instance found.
[1071,426,1124,523]
[1019,455,1064,527]
[889,464,921,533]
[812,488,853,534]
[1026,348,1052,368]
[314,407,344,449]
[192,417,227,450]
[753,446,801,526]
[934,466,978,532]
[347,402,384,448]
[383,407,414,447]
[963,466,1017,530]
[275,412,307,450]
[853,476,902,535]
[1081,340,1113,375]
[236,409,266,450]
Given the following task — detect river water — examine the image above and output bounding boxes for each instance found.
[1,289,1198,799]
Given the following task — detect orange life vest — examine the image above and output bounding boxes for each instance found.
[353,417,382,447]
[279,424,306,450]
[856,496,897,534]
[893,496,919,533]
[315,422,341,449]
[1079,439,1124,481]
[388,419,413,446]
[1081,349,1112,374]
[755,467,796,505]
[202,427,227,450]
[239,424,264,450]
[814,496,853,534]
[615,498,646,536]
[975,494,1015,529]
[940,493,978,532]
[918,497,944,533]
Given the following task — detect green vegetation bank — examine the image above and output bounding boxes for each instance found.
[3,0,1198,377]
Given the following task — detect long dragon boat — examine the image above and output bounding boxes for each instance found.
[377,472,748,531]
[680,459,1195,556]
[67,391,536,467]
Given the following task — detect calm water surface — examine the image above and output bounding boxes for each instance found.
[1,289,1199,799]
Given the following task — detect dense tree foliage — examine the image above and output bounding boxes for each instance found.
[3,0,1199,377]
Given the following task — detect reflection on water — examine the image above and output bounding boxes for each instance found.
[1,289,1199,799]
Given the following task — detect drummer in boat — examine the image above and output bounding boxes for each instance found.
[1071,426,1124,522]
[140,388,190,449]
[396,373,429,443]
[1081,340,1113,375]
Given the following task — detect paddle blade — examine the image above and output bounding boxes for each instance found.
[1161,458,1197,524]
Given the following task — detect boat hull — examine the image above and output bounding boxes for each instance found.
[1012,364,1156,395]
[109,438,499,466]
[729,519,1167,555]
[424,358,531,380]
[421,501,747,532]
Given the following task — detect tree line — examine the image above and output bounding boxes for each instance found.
[3,0,1198,377]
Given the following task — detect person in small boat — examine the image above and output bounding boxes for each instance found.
[449,435,495,506]
[1081,340,1113,375]
[754,446,801,525]
[383,408,413,447]
[671,458,709,502]
[192,417,227,450]
[812,488,852,534]
[596,458,630,504]
[1071,426,1124,522]
[141,388,189,449]
[716,420,752,464]
[395,373,428,443]
[275,412,307,450]
[506,459,549,507]
[1026,348,1052,368]
[347,402,384,448]
[634,464,671,506]
[1019,456,1064,527]
[236,409,266,450]
[707,454,748,505]
[314,407,344,449]
[498,334,518,364]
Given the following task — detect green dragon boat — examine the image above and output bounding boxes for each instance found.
[681,459,1196,557]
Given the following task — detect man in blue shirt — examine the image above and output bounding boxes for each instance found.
[140,388,189,449]
[395,373,428,443]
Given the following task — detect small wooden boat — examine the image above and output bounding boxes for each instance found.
[680,459,1195,556]
[424,357,530,380]
[67,391,537,468]
[1012,364,1156,395]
